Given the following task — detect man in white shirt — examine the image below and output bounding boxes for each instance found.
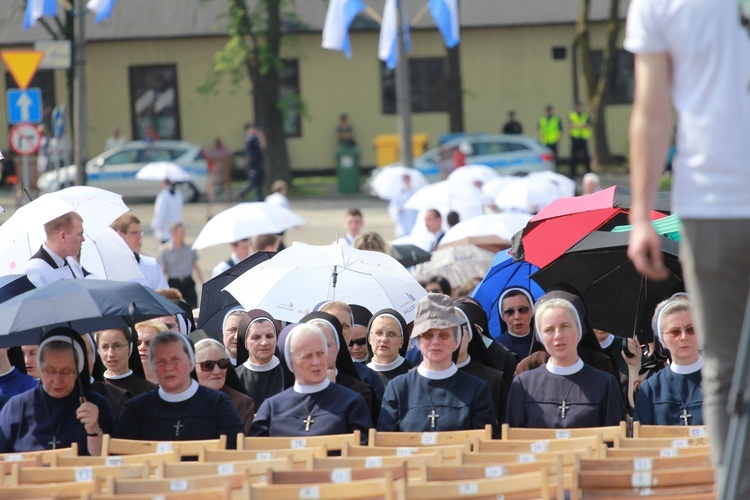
[104,127,127,152]
[332,208,363,246]
[151,180,183,244]
[111,214,168,290]
[211,238,252,278]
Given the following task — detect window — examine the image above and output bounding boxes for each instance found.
[381,58,448,114]
[5,70,56,131]
[128,65,181,141]
[590,49,635,105]
[279,60,302,137]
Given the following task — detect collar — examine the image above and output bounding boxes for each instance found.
[243,355,280,372]
[293,378,331,394]
[42,243,66,268]
[482,336,492,347]
[417,363,458,380]
[0,366,14,378]
[229,356,237,366]
[103,369,133,380]
[546,358,584,375]
[456,355,471,369]
[368,355,405,372]
[158,379,199,402]
[599,334,615,349]
[670,356,704,375]
[230,253,241,265]
[508,329,531,339]
[352,354,369,363]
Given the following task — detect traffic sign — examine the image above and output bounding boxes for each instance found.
[52,106,65,138]
[0,50,44,90]
[9,123,43,156]
[6,88,42,124]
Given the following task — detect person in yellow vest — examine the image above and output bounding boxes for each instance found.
[537,104,562,165]
[568,101,592,179]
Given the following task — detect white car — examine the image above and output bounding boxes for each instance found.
[37,140,208,202]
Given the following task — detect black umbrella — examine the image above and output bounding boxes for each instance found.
[390,244,431,268]
[0,279,185,347]
[0,275,35,304]
[197,251,277,340]
[531,231,682,342]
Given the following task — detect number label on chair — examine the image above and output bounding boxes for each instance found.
[365,456,383,468]
[299,485,320,499]
[2,454,22,462]
[331,468,352,483]
[459,482,479,495]
[689,426,707,437]
[291,439,307,449]
[485,465,508,478]
[517,453,537,463]
[218,463,234,475]
[396,447,415,456]
[256,452,272,461]
[671,439,689,448]
[105,456,123,466]
[633,458,653,471]
[420,432,438,445]
[156,442,173,453]
[555,430,571,439]
[530,440,550,453]
[631,471,653,487]
[659,448,679,457]
[75,467,93,482]
[170,480,188,491]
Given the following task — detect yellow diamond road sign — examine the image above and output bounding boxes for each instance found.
[0,50,44,90]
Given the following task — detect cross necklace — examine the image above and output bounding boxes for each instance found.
[418,375,453,430]
[173,420,183,437]
[556,380,577,420]
[298,395,316,432]
[669,369,699,426]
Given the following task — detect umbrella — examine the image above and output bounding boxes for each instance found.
[136,161,191,183]
[0,279,184,347]
[369,166,428,200]
[192,203,305,251]
[471,251,545,340]
[531,230,683,340]
[0,275,35,304]
[197,251,277,339]
[390,244,432,268]
[447,164,500,186]
[611,213,682,241]
[438,213,532,252]
[404,181,485,222]
[410,245,496,290]
[80,227,145,282]
[513,185,669,268]
[481,176,521,206]
[224,243,427,323]
[495,172,575,214]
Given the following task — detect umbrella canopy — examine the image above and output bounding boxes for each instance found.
[369,166,428,200]
[192,203,305,250]
[197,251,277,339]
[495,171,575,214]
[410,245,496,290]
[224,243,427,323]
[471,251,545,340]
[136,161,191,183]
[80,227,145,282]
[481,176,521,206]
[438,213,532,252]
[390,244,432,268]
[611,213,682,241]
[0,275,35,304]
[531,230,683,340]
[404,181,485,221]
[0,279,184,347]
[513,185,669,268]
[447,164,500,185]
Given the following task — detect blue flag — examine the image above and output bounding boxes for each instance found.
[322,0,367,58]
[87,0,118,23]
[378,0,411,70]
[23,0,57,30]
[428,0,460,48]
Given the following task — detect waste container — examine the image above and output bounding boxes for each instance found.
[336,145,360,194]
[412,133,430,157]
[373,134,400,167]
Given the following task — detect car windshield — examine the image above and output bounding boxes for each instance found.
[104,150,139,166]
[140,149,173,162]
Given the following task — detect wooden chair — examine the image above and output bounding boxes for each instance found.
[632,421,709,439]
[463,448,594,468]
[101,434,226,459]
[51,450,180,469]
[368,426,491,451]
[342,441,467,464]
[312,453,442,482]
[83,485,231,500]
[0,454,42,475]
[200,447,321,470]
[0,445,78,466]
[236,431,360,454]
[576,453,713,472]
[268,461,407,485]
[614,435,710,449]
[158,456,293,484]
[9,462,149,486]
[105,472,247,495]
[606,446,712,459]
[0,480,97,499]
[405,470,551,499]
[476,435,602,457]
[249,473,404,500]
[502,422,628,445]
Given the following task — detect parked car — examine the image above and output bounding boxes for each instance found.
[37,140,209,202]
[388,134,555,182]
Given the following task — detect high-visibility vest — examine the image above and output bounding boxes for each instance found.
[569,112,591,140]
[538,115,561,145]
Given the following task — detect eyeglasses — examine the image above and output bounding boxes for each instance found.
[502,306,530,317]
[126,230,144,236]
[370,331,401,340]
[348,337,367,347]
[198,359,232,371]
[664,327,695,337]
[136,339,151,348]
[41,367,77,378]
[99,343,128,352]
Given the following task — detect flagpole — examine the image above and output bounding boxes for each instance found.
[395,0,413,168]
[73,0,88,186]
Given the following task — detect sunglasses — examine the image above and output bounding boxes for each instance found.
[198,359,231,371]
[348,337,367,347]
[502,306,531,317]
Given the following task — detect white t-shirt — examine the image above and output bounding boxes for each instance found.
[151,188,184,242]
[624,0,750,218]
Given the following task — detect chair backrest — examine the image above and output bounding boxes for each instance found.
[159,456,293,484]
[405,470,551,499]
[0,479,97,499]
[200,448,322,470]
[0,445,78,466]
[83,485,232,500]
[0,455,42,475]
[605,446,713,459]
[368,426,492,450]
[101,434,227,458]
[312,454,441,482]
[52,450,180,469]
[267,462,408,485]
[236,431,360,453]
[614,435,710,449]
[570,465,715,499]
[502,422,627,444]
[463,448,593,467]
[106,472,246,495]
[475,435,602,457]
[632,422,709,439]
[343,442,466,464]
[250,473,402,500]
[577,453,713,472]
[10,462,149,485]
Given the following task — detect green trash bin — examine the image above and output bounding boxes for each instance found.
[336,145,360,194]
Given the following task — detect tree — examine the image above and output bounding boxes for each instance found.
[200,0,297,186]
[576,0,622,168]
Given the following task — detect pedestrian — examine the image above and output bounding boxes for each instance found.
[265,180,290,208]
[625,0,750,495]
[151,180,183,244]
[142,123,160,143]
[538,104,562,164]
[206,137,231,201]
[157,222,203,308]
[581,172,601,195]
[238,123,266,202]
[568,101,592,179]
[502,110,523,135]
[387,174,417,237]
[104,127,127,152]
[111,214,168,290]
[336,114,356,147]
[332,208,364,246]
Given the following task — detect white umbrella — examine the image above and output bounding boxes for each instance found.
[404,181,484,222]
[224,243,428,323]
[80,228,146,282]
[447,164,500,186]
[495,172,575,214]
[369,165,428,200]
[438,213,533,250]
[481,176,521,206]
[192,202,306,250]
[410,245,496,290]
[136,161,192,183]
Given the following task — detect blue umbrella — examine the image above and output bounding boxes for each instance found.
[471,251,545,340]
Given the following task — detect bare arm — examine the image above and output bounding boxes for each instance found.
[627,52,673,280]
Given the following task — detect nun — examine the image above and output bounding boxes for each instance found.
[249,323,372,443]
[634,297,703,426]
[221,307,245,366]
[81,333,130,419]
[495,287,536,360]
[113,331,243,448]
[506,293,625,428]
[0,328,114,455]
[366,309,413,387]
[235,309,285,410]
[377,294,497,433]
[95,327,156,397]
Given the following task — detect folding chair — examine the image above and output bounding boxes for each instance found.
[158,456,293,484]
[9,462,149,486]
[368,426,492,451]
[236,431,360,454]
[632,422,709,439]
[1,444,78,466]
[405,470,551,499]
[502,422,628,445]
[101,434,226,459]
[200,447,321,470]
[250,473,404,500]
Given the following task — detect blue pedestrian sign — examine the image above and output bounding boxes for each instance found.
[6,88,42,124]
[52,106,65,138]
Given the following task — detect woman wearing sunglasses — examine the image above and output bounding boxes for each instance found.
[495,287,536,361]
[195,339,255,434]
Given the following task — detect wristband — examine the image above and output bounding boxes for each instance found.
[86,427,102,437]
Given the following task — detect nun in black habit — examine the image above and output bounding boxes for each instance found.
[234,309,285,410]
[366,309,413,388]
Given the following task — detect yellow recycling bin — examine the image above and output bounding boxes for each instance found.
[373,134,430,167]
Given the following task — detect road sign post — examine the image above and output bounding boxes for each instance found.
[9,123,43,195]
[6,88,43,124]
